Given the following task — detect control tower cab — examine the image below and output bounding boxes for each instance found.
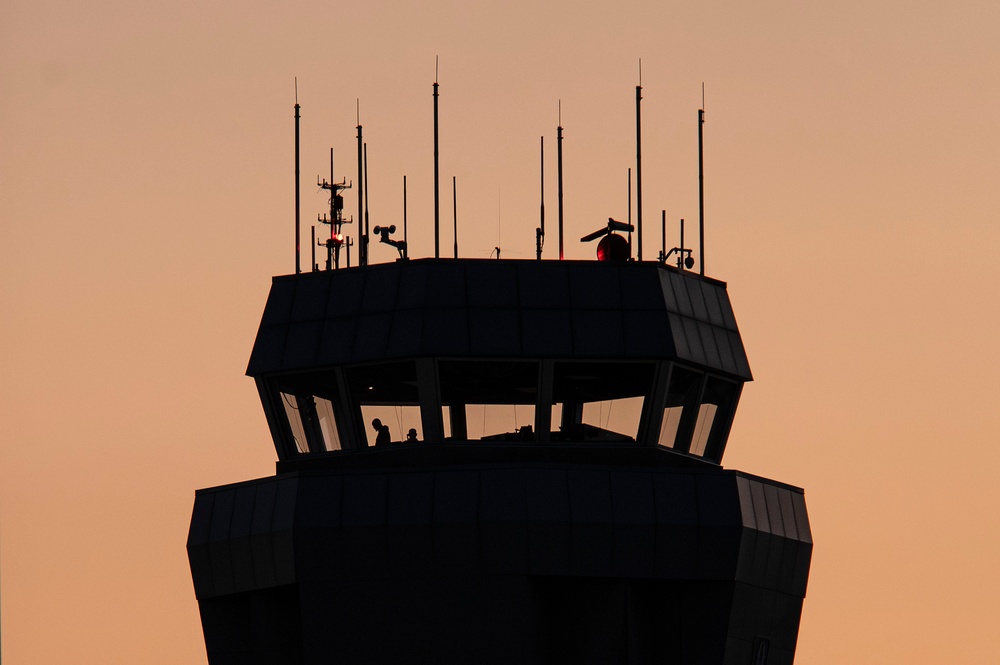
[188,257,811,665]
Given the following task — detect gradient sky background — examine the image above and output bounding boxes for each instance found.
[2,1,999,662]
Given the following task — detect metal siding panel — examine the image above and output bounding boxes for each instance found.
[341,474,389,579]
[246,325,289,375]
[790,491,812,544]
[208,489,236,596]
[260,278,296,326]
[282,320,323,370]
[433,470,481,577]
[658,269,679,312]
[271,477,298,586]
[777,488,799,541]
[250,480,278,589]
[763,484,786,539]
[620,265,663,309]
[394,263,427,310]
[668,271,693,316]
[623,310,674,358]
[572,309,624,357]
[469,309,522,356]
[701,281,726,327]
[317,316,358,365]
[479,468,529,575]
[228,486,258,593]
[420,308,469,355]
[749,480,771,533]
[352,312,392,362]
[682,317,706,365]
[713,326,738,376]
[517,261,571,309]
[685,277,710,321]
[325,270,367,318]
[187,493,215,599]
[668,312,691,359]
[735,476,757,530]
[386,309,423,358]
[425,263,467,307]
[360,266,400,313]
[717,289,739,331]
[526,468,571,574]
[467,262,519,309]
[521,309,573,357]
[729,329,753,379]
[610,471,656,576]
[567,470,614,576]
[387,472,435,578]
[651,473,699,578]
[569,264,621,310]
[290,274,331,322]
[697,321,723,370]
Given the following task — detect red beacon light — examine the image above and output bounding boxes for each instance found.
[580,218,634,261]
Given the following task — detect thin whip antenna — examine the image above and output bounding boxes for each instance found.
[537,136,544,260]
[635,63,643,261]
[627,168,632,255]
[698,83,705,276]
[433,57,440,258]
[294,78,301,273]
[364,142,370,263]
[557,100,564,260]
[452,175,458,259]
[357,110,365,266]
[403,175,408,258]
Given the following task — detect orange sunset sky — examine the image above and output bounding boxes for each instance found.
[2,1,999,662]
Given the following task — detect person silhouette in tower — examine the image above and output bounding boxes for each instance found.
[371,418,391,446]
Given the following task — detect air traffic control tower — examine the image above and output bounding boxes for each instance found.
[187,256,811,664]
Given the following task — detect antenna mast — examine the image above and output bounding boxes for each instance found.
[536,136,544,260]
[294,79,301,273]
[318,149,352,269]
[452,176,458,258]
[433,57,441,259]
[557,101,564,260]
[357,102,366,267]
[403,175,408,258]
[698,84,706,276]
[635,61,643,261]
[364,142,371,263]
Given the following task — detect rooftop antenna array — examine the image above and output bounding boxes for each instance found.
[635,59,644,260]
[294,78,301,273]
[364,141,371,261]
[317,148,352,269]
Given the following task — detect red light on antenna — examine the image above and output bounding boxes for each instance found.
[596,234,629,261]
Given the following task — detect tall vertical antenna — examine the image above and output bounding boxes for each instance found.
[627,168,632,256]
[537,136,544,260]
[680,218,686,270]
[357,103,365,267]
[635,60,644,261]
[660,209,666,261]
[557,101,564,260]
[433,57,441,259]
[364,142,370,263]
[698,83,705,276]
[403,175,408,259]
[452,176,459,258]
[294,78,301,273]
[311,225,316,271]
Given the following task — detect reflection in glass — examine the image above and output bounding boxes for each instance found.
[439,361,538,441]
[552,362,653,442]
[280,392,310,454]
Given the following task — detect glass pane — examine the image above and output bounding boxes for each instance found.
[660,365,704,451]
[690,403,718,456]
[439,361,538,442]
[551,362,654,442]
[361,405,422,446]
[280,392,310,454]
[315,397,341,451]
